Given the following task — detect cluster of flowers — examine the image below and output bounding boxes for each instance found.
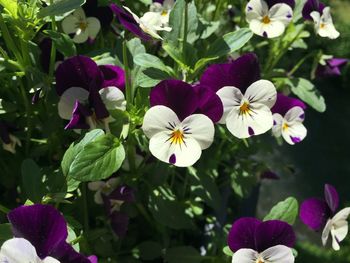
[228,184,350,262]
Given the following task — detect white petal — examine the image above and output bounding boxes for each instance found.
[244,80,277,108]
[322,219,332,246]
[250,19,286,38]
[142,105,180,138]
[272,113,283,137]
[260,245,295,263]
[231,248,258,263]
[0,238,40,262]
[93,191,104,205]
[246,0,268,22]
[73,29,89,44]
[181,114,215,150]
[123,6,141,23]
[99,87,126,111]
[163,0,175,9]
[87,17,101,40]
[269,3,293,26]
[149,131,202,167]
[332,207,350,222]
[226,103,274,138]
[58,87,89,120]
[281,121,307,145]
[72,7,87,20]
[88,181,106,191]
[43,257,60,263]
[284,106,305,123]
[330,207,350,250]
[216,86,243,124]
[312,8,340,39]
[61,15,79,35]
[150,3,163,12]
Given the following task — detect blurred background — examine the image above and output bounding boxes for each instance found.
[258,0,350,261]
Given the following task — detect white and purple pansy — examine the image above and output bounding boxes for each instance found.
[300,184,350,251]
[302,0,339,39]
[62,7,101,44]
[55,55,126,131]
[245,0,294,38]
[271,93,307,145]
[142,79,223,167]
[200,53,277,139]
[0,204,96,263]
[228,217,296,263]
[316,57,348,78]
[150,0,175,26]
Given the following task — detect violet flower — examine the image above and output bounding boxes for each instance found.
[300,184,350,251]
[0,204,96,262]
[316,58,348,78]
[228,217,296,262]
[271,93,307,145]
[142,79,223,167]
[200,53,277,139]
[245,0,294,38]
[302,0,339,39]
[83,0,113,29]
[55,55,126,130]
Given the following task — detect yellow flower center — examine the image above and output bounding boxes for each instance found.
[283,122,289,131]
[239,101,251,115]
[170,129,185,145]
[256,259,265,263]
[320,23,326,29]
[262,15,271,24]
[78,21,88,31]
[161,10,168,16]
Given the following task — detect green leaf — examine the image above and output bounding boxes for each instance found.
[165,0,186,43]
[137,241,162,261]
[0,223,13,246]
[133,53,173,75]
[69,134,125,182]
[287,78,326,112]
[21,159,46,203]
[264,197,299,225]
[127,38,146,57]
[223,246,233,257]
[38,0,85,18]
[44,30,76,57]
[0,0,17,18]
[148,195,193,229]
[186,1,199,44]
[164,246,202,263]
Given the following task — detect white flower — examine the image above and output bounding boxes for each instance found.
[150,0,175,25]
[232,245,295,263]
[0,238,59,263]
[272,106,307,145]
[310,7,340,39]
[124,6,172,40]
[88,177,120,205]
[246,0,293,38]
[217,80,277,139]
[142,105,215,167]
[2,134,22,154]
[62,8,101,43]
[322,207,350,251]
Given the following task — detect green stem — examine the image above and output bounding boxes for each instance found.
[82,183,89,232]
[0,204,10,214]
[48,1,57,89]
[0,13,22,62]
[288,51,318,77]
[20,82,31,155]
[122,40,132,110]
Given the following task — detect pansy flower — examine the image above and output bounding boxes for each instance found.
[83,0,113,29]
[0,204,96,262]
[62,7,101,43]
[88,177,119,205]
[56,55,126,130]
[300,184,350,251]
[245,0,294,38]
[271,93,307,145]
[200,53,277,139]
[228,217,296,262]
[302,0,339,39]
[0,120,21,154]
[142,80,223,167]
[150,0,175,26]
[316,57,348,78]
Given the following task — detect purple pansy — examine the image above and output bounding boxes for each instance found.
[228,217,295,262]
[271,93,306,116]
[110,4,151,41]
[300,184,350,251]
[83,0,113,28]
[55,55,126,130]
[39,38,64,73]
[316,58,348,78]
[200,53,277,139]
[0,204,96,262]
[265,0,295,9]
[302,0,325,20]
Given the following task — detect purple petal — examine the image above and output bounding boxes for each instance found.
[169,153,176,164]
[56,56,103,96]
[39,38,64,74]
[88,255,98,263]
[110,4,151,41]
[255,220,296,252]
[266,0,295,8]
[8,204,68,259]
[65,101,92,130]
[300,198,331,231]
[150,80,198,121]
[99,65,125,92]
[83,0,113,28]
[0,120,11,144]
[324,184,339,214]
[271,93,306,116]
[302,0,325,20]
[31,88,42,105]
[193,85,223,123]
[89,91,109,120]
[261,171,280,180]
[227,217,261,252]
[200,53,260,93]
[102,185,135,215]
[327,58,348,68]
[110,211,129,237]
[51,242,91,263]
[316,58,348,78]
